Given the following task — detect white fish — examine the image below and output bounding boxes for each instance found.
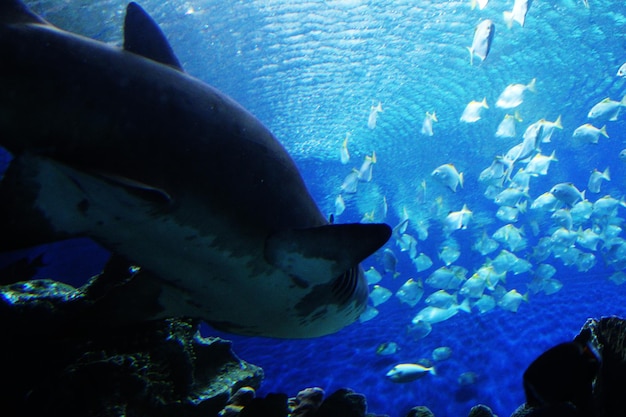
[443,204,473,233]
[432,163,464,192]
[609,272,626,285]
[490,249,520,274]
[376,342,400,356]
[577,252,596,272]
[496,79,536,109]
[492,224,526,252]
[587,96,626,121]
[425,289,458,309]
[357,152,377,182]
[570,199,593,224]
[382,248,399,276]
[471,0,489,10]
[572,123,608,144]
[367,102,383,129]
[473,231,499,255]
[421,111,438,136]
[460,98,489,122]
[340,133,350,164]
[395,278,424,307]
[497,289,527,312]
[537,115,563,143]
[496,205,521,223]
[426,266,464,290]
[370,285,392,307]
[359,305,379,323]
[530,192,561,212]
[525,151,557,176]
[494,187,528,206]
[592,195,626,217]
[386,363,436,383]
[334,194,346,216]
[460,274,487,298]
[479,158,509,187]
[407,320,432,340]
[472,294,496,314]
[495,112,522,138]
[576,228,602,251]
[341,169,360,193]
[412,300,471,325]
[551,208,573,230]
[618,63,626,78]
[432,346,453,361]
[396,233,417,258]
[364,266,382,285]
[413,253,433,272]
[551,183,585,206]
[588,167,610,194]
[503,0,533,28]
[439,240,461,266]
[468,20,495,65]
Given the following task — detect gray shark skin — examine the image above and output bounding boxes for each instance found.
[0,0,391,338]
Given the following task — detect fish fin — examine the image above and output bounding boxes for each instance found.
[0,155,77,251]
[429,366,437,376]
[600,125,609,138]
[124,2,184,71]
[0,0,47,24]
[554,115,563,129]
[467,46,474,66]
[527,78,537,93]
[503,11,514,29]
[96,172,173,205]
[459,172,465,188]
[265,223,391,285]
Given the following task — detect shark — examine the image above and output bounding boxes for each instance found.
[0,0,391,338]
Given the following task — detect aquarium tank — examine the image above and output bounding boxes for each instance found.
[2,0,626,416]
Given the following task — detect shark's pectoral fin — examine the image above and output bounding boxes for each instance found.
[95,172,173,205]
[265,223,391,284]
[123,2,183,71]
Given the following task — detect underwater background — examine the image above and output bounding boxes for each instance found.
[4,0,626,416]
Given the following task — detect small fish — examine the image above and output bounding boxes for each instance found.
[364,266,383,285]
[368,101,383,129]
[503,0,533,28]
[421,111,438,136]
[618,63,626,78]
[531,192,561,212]
[496,205,521,223]
[376,342,400,356]
[358,152,377,182]
[412,300,471,324]
[551,209,573,230]
[432,346,453,361]
[341,169,360,193]
[382,248,399,277]
[443,204,473,233]
[359,305,379,323]
[495,112,522,138]
[471,0,489,10]
[460,274,487,298]
[439,241,461,266]
[386,363,436,383]
[458,371,479,386]
[473,231,499,255]
[537,115,563,143]
[334,194,346,216]
[525,151,557,176]
[468,19,495,65]
[413,253,433,273]
[472,294,496,314]
[587,96,626,121]
[432,163,464,192]
[340,133,350,164]
[619,149,626,162]
[425,289,458,309]
[551,183,585,206]
[492,224,526,252]
[407,320,433,340]
[572,123,608,144]
[460,98,489,122]
[497,289,527,312]
[587,167,610,194]
[496,78,536,109]
[369,285,392,307]
[395,278,424,307]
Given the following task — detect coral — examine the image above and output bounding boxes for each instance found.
[0,278,263,417]
[405,405,435,417]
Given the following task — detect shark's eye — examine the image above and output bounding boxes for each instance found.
[331,266,361,304]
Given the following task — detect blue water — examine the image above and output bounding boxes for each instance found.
[5,1,626,416]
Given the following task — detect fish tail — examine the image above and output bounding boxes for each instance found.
[467,46,474,66]
[600,125,609,138]
[603,167,611,181]
[503,11,514,29]
[554,114,563,129]
[527,78,537,93]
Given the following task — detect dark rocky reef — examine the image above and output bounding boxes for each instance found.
[0,278,263,417]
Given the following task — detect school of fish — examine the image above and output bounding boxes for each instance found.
[330,0,626,378]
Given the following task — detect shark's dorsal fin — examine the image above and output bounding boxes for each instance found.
[123,2,183,71]
[265,223,391,285]
[0,0,47,25]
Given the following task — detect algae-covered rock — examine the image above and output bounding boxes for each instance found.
[0,278,263,417]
